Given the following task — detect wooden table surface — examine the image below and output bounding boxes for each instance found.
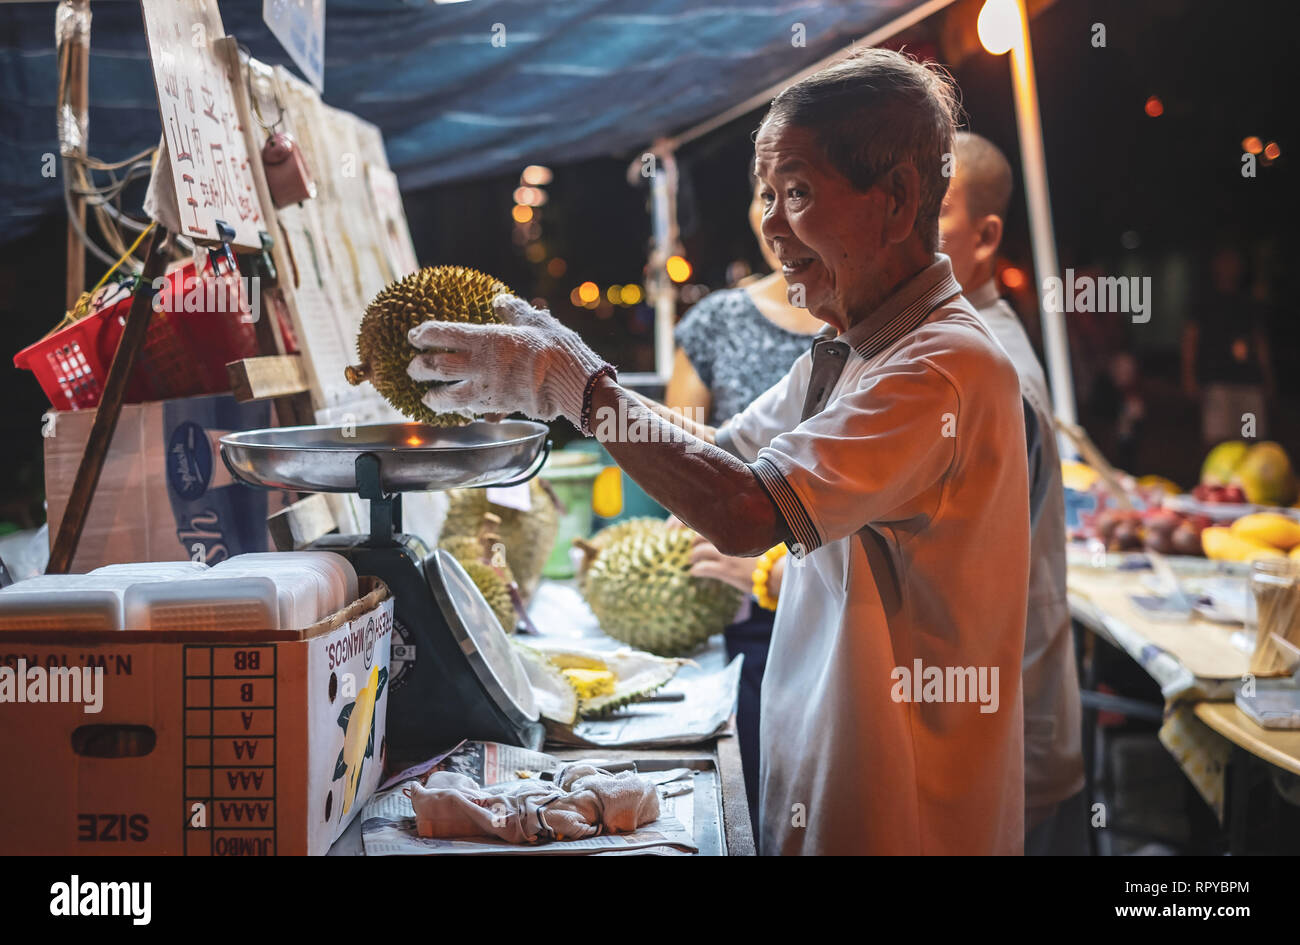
[1067,566,1250,680]
[1068,566,1300,779]
[1193,701,1300,777]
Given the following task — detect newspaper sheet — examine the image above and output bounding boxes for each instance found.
[360,741,697,856]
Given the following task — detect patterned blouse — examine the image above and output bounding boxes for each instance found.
[674,288,820,427]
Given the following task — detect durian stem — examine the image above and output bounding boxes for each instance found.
[344,363,370,386]
[573,537,600,572]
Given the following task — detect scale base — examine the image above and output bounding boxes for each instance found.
[309,533,545,759]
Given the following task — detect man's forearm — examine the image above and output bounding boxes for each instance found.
[591,377,787,556]
[629,391,718,444]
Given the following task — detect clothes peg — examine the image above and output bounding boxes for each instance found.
[256,230,278,283]
[212,219,239,275]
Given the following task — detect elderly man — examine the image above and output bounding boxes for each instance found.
[939,131,1086,855]
[409,49,1030,855]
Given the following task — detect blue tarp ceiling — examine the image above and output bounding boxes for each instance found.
[0,0,931,240]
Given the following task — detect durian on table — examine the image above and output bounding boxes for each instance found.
[439,522,518,635]
[346,265,511,424]
[575,518,744,657]
[441,480,560,600]
[512,641,687,725]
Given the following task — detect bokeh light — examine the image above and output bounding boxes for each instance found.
[977,0,1020,56]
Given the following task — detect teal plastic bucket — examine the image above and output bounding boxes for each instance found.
[540,451,608,578]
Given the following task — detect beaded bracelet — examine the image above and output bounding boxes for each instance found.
[751,545,787,611]
[580,363,618,436]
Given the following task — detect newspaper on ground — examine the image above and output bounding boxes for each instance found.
[360,741,698,856]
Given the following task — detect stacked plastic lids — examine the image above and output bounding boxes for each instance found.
[0,553,359,632]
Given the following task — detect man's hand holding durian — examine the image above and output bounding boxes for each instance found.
[407,294,610,428]
[408,293,789,558]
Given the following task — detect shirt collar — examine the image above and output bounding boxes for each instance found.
[830,254,962,361]
[966,278,1001,310]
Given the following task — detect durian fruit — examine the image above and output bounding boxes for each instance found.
[511,641,685,722]
[440,523,518,634]
[513,644,579,725]
[576,519,744,656]
[345,265,512,424]
[441,479,559,598]
[574,516,662,594]
[562,668,617,701]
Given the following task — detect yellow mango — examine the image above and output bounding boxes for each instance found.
[1202,526,1285,562]
[1230,513,1300,551]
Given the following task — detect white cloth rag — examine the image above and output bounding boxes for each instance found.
[404,763,659,844]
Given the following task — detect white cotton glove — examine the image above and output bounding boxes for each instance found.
[406,294,608,427]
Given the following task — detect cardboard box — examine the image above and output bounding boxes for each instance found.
[0,579,393,855]
[44,394,280,572]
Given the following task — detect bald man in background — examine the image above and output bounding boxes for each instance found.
[940,131,1087,855]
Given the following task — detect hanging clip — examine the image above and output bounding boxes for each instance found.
[212,218,239,276]
[256,230,277,283]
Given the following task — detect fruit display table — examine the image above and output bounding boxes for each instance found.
[1067,565,1249,683]
[1068,561,1300,851]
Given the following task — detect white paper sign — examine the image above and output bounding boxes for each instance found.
[140,0,266,250]
[263,0,325,92]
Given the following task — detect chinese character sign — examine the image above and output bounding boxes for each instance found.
[141,0,265,249]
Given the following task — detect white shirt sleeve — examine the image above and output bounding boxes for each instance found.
[715,350,812,462]
[750,356,959,554]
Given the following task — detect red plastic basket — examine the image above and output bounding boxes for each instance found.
[14,256,261,411]
[13,301,120,410]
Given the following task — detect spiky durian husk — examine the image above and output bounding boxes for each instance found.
[574,516,664,594]
[441,480,559,598]
[457,559,517,635]
[579,523,743,657]
[345,265,512,425]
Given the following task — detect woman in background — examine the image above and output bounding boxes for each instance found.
[664,179,823,826]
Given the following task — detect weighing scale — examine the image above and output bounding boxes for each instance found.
[220,420,551,760]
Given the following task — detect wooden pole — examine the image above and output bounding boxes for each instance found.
[47,229,168,574]
[62,0,90,311]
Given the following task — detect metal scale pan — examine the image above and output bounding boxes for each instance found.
[220,420,550,494]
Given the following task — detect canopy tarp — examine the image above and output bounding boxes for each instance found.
[0,0,937,240]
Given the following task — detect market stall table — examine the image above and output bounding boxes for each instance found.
[327,726,754,856]
[326,578,755,855]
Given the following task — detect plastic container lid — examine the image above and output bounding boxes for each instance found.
[91,561,211,577]
[123,576,281,632]
[215,552,357,614]
[195,567,323,629]
[0,574,171,631]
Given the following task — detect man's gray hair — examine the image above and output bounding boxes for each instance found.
[761,48,962,253]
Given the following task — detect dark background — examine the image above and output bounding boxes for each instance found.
[2,0,1295,527]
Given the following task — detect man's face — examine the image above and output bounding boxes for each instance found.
[938,173,979,290]
[753,121,889,331]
